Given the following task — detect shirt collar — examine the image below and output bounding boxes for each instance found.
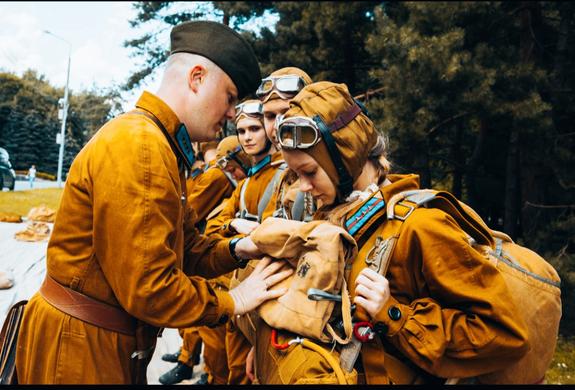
[135,91,181,139]
[248,154,272,177]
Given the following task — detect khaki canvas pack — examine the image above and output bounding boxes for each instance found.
[380,189,562,384]
[246,217,358,344]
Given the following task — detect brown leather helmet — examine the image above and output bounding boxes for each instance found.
[281,81,378,201]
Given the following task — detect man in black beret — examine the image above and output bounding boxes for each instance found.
[15,21,291,384]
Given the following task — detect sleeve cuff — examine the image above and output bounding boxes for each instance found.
[211,289,235,327]
[373,295,411,337]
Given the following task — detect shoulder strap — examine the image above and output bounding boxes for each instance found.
[291,191,306,222]
[237,177,251,218]
[387,189,494,248]
[257,163,287,222]
[129,110,187,204]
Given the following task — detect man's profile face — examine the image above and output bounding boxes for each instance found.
[263,98,290,147]
[189,66,238,142]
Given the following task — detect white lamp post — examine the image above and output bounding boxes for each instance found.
[44,30,71,188]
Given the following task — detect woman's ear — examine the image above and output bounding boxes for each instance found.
[188,65,206,93]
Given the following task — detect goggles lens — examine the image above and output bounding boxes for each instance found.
[235,101,263,120]
[216,156,229,170]
[276,116,321,150]
[256,75,306,98]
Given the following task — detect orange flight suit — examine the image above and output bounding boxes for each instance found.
[252,174,529,384]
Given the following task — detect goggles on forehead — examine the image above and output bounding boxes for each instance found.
[275,116,322,150]
[275,102,364,201]
[235,101,263,121]
[275,103,363,151]
[256,75,307,99]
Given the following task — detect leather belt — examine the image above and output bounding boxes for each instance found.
[39,276,136,336]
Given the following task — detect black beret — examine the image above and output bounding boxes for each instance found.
[170,21,261,100]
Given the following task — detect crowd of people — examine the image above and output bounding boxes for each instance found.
[10,20,560,385]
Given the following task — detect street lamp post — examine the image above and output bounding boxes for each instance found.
[44,30,71,188]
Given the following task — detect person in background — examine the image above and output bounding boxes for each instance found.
[27,164,36,189]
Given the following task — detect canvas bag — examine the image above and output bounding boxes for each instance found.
[248,217,358,344]
[0,300,27,384]
[386,189,562,384]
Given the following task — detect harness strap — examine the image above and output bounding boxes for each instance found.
[291,191,306,222]
[257,163,287,222]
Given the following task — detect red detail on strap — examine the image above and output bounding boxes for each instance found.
[353,321,374,342]
[271,328,291,350]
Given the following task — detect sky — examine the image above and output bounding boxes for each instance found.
[0,1,275,111]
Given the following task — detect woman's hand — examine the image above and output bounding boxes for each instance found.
[229,256,292,315]
[246,346,256,382]
[353,268,390,319]
[231,218,260,235]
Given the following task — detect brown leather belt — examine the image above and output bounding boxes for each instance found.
[39,276,136,336]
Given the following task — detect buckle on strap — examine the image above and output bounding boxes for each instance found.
[131,346,154,360]
[394,201,415,221]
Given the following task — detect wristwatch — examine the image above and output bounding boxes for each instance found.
[229,237,248,268]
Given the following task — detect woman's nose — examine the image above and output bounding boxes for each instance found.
[299,177,313,192]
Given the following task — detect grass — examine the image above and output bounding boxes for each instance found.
[0,188,63,216]
[546,335,575,384]
[0,186,573,383]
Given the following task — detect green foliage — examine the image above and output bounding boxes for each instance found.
[0,71,120,176]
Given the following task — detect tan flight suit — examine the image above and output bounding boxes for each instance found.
[252,174,529,384]
[15,91,239,384]
[178,162,236,384]
[204,151,284,384]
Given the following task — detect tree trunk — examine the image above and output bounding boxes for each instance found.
[451,124,463,198]
[464,118,486,209]
[504,125,520,239]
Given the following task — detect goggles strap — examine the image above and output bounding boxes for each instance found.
[328,104,363,132]
[227,147,250,175]
[314,114,354,200]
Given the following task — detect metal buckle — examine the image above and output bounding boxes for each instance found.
[394,201,415,221]
[131,346,154,360]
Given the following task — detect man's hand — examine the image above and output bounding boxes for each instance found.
[231,218,260,235]
[229,256,292,315]
[234,236,263,259]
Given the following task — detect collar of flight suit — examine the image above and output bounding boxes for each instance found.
[135,91,182,145]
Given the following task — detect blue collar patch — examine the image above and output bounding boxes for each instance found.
[345,197,386,236]
[175,124,196,169]
[190,168,203,178]
[248,155,271,177]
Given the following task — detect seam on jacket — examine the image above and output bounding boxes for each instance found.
[142,128,152,312]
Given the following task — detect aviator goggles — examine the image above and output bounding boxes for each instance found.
[235,101,263,121]
[275,103,364,200]
[256,75,307,100]
[216,145,249,174]
[275,103,363,151]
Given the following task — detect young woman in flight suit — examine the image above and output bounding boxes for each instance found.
[247,81,529,384]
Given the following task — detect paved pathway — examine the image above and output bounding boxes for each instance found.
[0,221,204,384]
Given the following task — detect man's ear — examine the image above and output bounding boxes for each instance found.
[188,65,206,93]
